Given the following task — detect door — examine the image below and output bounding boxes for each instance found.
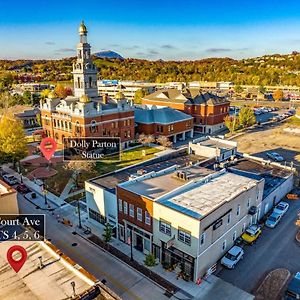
[135,234,143,252]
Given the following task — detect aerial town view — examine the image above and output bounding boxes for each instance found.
[0,1,300,299]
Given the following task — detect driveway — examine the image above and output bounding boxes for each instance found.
[217,192,300,294]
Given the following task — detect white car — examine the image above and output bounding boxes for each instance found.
[221,246,244,269]
[266,152,284,162]
[3,174,18,185]
[273,202,289,216]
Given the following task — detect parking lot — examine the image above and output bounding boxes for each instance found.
[217,191,300,294]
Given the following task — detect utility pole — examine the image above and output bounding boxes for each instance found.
[77,199,82,229]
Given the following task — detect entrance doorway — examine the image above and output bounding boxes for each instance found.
[135,234,143,252]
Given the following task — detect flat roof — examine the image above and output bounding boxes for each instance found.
[89,153,205,191]
[0,179,16,195]
[229,158,293,197]
[199,139,236,151]
[123,166,214,199]
[0,240,94,300]
[159,172,259,219]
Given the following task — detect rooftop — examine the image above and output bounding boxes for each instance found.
[229,158,293,197]
[0,179,16,195]
[134,106,192,125]
[198,138,236,151]
[158,171,260,219]
[0,240,96,300]
[89,153,205,191]
[122,166,214,199]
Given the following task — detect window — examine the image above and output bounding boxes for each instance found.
[118,199,122,212]
[159,220,171,236]
[123,201,128,214]
[242,223,246,232]
[233,231,237,241]
[222,240,227,251]
[145,211,151,225]
[227,213,231,224]
[178,229,191,245]
[200,233,205,246]
[247,198,251,208]
[88,208,105,224]
[237,204,240,216]
[129,204,134,218]
[137,208,142,221]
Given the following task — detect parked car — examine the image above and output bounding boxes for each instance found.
[221,246,244,269]
[241,224,262,244]
[16,184,30,194]
[266,152,284,162]
[273,201,289,216]
[285,272,300,299]
[265,212,282,228]
[3,174,18,185]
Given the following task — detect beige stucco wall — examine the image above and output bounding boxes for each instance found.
[0,192,19,215]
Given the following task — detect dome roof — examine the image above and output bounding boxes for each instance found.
[79,95,90,103]
[79,21,88,35]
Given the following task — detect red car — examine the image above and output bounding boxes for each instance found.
[16,184,30,194]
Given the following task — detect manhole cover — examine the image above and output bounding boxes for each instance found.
[72,232,77,235]
[71,243,78,247]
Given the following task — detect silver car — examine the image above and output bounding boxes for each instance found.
[273,202,289,216]
[221,246,244,269]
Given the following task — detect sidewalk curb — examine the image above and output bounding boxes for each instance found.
[75,231,192,300]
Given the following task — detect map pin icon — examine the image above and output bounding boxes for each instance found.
[40,137,57,161]
[7,245,27,273]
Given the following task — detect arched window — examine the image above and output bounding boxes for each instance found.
[45,114,49,125]
[65,121,68,129]
[90,120,98,133]
[75,121,81,133]
[69,122,72,130]
[53,119,56,127]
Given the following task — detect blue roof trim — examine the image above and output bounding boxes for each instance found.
[158,198,202,219]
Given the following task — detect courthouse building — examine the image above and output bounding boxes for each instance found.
[40,22,134,148]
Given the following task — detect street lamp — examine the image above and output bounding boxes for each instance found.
[130,227,133,261]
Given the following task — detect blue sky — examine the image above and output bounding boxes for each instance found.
[1,0,300,60]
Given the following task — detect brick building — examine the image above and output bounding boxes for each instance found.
[135,107,193,142]
[142,88,230,134]
[40,22,134,148]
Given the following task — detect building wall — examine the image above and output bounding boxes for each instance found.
[136,119,193,137]
[41,109,134,144]
[85,181,117,228]
[259,174,294,219]
[117,187,153,233]
[195,179,264,278]
[153,203,200,259]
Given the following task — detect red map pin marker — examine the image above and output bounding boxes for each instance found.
[7,245,27,273]
[40,137,57,161]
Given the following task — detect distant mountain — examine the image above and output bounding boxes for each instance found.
[94,50,124,60]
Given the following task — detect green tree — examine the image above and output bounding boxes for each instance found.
[234,85,243,93]
[0,114,28,165]
[144,253,156,267]
[238,107,256,128]
[102,223,113,243]
[224,115,239,134]
[259,85,266,93]
[0,73,13,92]
[23,91,32,105]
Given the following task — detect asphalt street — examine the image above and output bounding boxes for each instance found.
[17,193,170,300]
[217,191,300,294]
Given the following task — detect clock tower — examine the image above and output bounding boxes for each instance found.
[72,21,98,98]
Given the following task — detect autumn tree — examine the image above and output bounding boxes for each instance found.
[0,73,13,92]
[224,115,239,134]
[156,135,172,149]
[40,89,50,98]
[54,84,73,99]
[0,114,28,166]
[234,85,243,94]
[238,107,256,128]
[273,89,284,101]
[134,89,146,104]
